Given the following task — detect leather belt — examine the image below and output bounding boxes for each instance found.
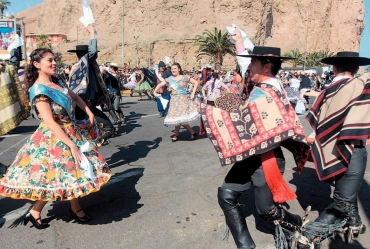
[354,140,365,148]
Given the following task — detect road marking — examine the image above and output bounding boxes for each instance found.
[0,136,30,156]
[125,113,159,121]
[0,132,34,138]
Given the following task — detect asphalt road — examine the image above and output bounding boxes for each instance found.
[0,94,369,249]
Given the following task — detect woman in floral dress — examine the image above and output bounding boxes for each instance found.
[153,63,200,141]
[0,48,111,229]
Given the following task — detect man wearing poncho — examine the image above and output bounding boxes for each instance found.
[201,29,310,248]
[304,52,370,245]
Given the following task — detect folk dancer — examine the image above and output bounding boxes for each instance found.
[303,52,370,247]
[201,28,310,249]
[67,25,118,145]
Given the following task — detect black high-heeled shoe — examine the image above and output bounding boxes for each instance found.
[23,212,50,230]
[69,208,91,223]
[189,132,198,141]
[172,135,178,142]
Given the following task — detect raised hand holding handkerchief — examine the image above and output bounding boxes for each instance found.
[226,24,254,51]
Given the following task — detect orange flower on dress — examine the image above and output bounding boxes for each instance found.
[63,150,71,158]
[19,156,31,168]
[50,135,58,144]
[75,133,82,141]
[45,170,55,182]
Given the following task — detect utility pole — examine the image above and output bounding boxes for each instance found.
[20,20,27,61]
[134,35,139,67]
[121,0,124,64]
[147,3,151,68]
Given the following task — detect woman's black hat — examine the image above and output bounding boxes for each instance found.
[321,51,370,66]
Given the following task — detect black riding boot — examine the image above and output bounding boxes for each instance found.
[109,110,121,125]
[218,188,256,249]
[315,200,350,225]
[347,200,362,227]
[260,205,302,231]
[347,200,366,235]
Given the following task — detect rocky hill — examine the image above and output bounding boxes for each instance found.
[16,0,365,70]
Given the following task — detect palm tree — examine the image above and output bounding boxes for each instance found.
[35,34,51,49]
[316,50,335,67]
[304,52,320,67]
[0,0,10,19]
[194,27,235,70]
[283,49,304,67]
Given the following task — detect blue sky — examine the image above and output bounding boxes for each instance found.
[360,1,370,58]
[5,0,370,58]
[5,0,43,15]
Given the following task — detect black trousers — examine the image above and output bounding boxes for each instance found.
[333,147,367,203]
[221,147,285,214]
[9,47,21,71]
[75,105,113,129]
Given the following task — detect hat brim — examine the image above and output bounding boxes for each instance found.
[237,54,294,60]
[321,56,370,66]
[67,50,100,53]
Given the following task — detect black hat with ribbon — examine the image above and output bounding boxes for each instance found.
[237,46,294,60]
[321,51,370,66]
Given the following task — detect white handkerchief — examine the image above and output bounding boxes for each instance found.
[158,96,169,110]
[79,141,96,181]
[226,24,254,51]
[79,0,96,29]
[164,56,171,64]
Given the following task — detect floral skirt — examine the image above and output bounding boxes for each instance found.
[0,121,111,201]
[285,86,300,103]
[134,81,152,93]
[164,94,200,126]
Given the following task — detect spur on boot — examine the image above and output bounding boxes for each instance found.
[69,208,91,223]
[23,212,50,229]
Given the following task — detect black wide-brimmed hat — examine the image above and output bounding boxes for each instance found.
[67,45,89,53]
[237,46,293,60]
[321,51,370,66]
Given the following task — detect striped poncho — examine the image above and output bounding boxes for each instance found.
[306,74,370,181]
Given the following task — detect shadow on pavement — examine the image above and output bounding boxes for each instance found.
[290,167,333,213]
[327,232,367,249]
[107,137,162,169]
[6,124,39,135]
[118,120,142,134]
[120,101,139,106]
[45,168,144,225]
[170,125,208,141]
[0,197,32,229]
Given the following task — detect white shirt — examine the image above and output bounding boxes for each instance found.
[330,75,352,85]
[262,77,283,93]
[289,78,300,88]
